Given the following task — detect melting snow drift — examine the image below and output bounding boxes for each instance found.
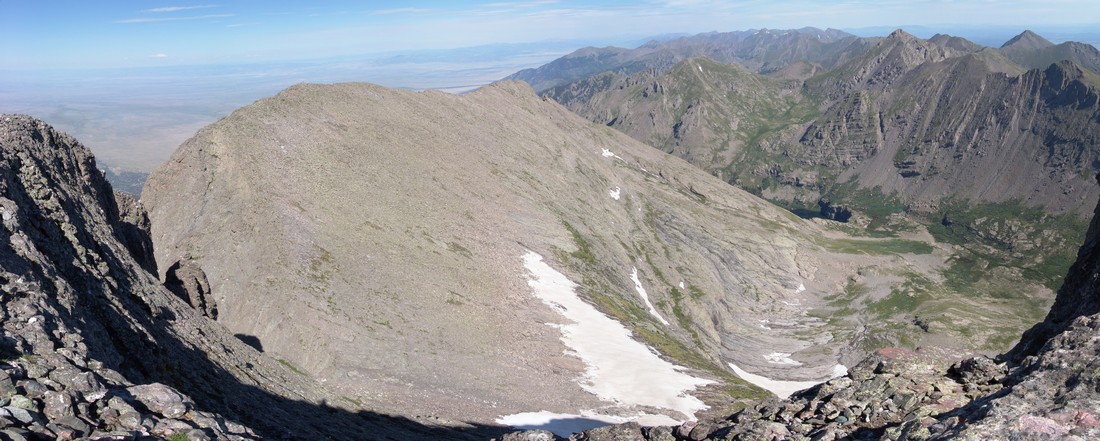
[764,352,802,366]
[500,252,714,434]
[631,267,669,325]
[729,362,848,399]
[497,411,679,437]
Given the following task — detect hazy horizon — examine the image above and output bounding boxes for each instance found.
[3,0,1100,172]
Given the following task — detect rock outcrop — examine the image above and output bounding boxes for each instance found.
[164,256,217,319]
[0,114,258,439]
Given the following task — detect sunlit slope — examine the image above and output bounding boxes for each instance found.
[144,81,990,422]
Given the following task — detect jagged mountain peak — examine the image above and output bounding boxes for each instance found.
[1002,29,1056,50]
[929,33,985,52]
[886,28,916,40]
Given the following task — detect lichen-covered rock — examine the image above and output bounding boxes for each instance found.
[127,383,191,419]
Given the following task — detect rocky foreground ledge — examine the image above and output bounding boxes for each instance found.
[503,313,1100,440]
[1,352,256,440]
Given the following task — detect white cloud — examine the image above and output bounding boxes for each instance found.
[481,0,560,8]
[143,5,219,13]
[114,14,234,24]
[368,8,433,15]
[151,53,168,58]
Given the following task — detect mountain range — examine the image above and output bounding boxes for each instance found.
[3,26,1100,440]
[528,29,1100,317]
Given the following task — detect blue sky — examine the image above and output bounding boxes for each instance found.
[4,0,1100,70]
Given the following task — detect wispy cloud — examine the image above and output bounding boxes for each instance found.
[115,14,234,24]
[142,5,219,13]
[151,53,168,58]
[368,8,434,15]
[481,0,559,7]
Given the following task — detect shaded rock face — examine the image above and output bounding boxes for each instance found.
[112,190,157,275]
[1010,173,1100,359]
[816,199,852,222]
[0,114,258,439]
[165,257,218,319]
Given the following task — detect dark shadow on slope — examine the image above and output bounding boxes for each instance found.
[1007,174,1100,361]
[506,416,614,438]
[234,333,265,352]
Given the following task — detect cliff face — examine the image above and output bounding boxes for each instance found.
[1010,174,1100,359]
[547,33,1100,218]
[0,115,503,440]
[0,114,261,439]
[833,59,1100,215]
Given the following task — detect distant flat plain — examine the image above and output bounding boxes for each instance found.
[0,43,578,172]
[3,26,1098,174]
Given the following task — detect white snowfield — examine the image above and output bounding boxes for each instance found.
[764,352,802,366]
[728,362,848,399]
[609,186,621,200]
[600,148,624,161]
[631,267,670,325]
[497,411,679,437]
[498,252,714,435]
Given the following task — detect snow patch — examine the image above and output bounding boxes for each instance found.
[521,252,712,419]
[763,352,802,366]
[796,283,806,293]
[609,186,621,200]
[678,281,685,290]
[697,64,703,73]
[496,411,619,437]
[497,410,681,437]
[728,362,848,399]
[631,267,670,326]
[601,148,615,157]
